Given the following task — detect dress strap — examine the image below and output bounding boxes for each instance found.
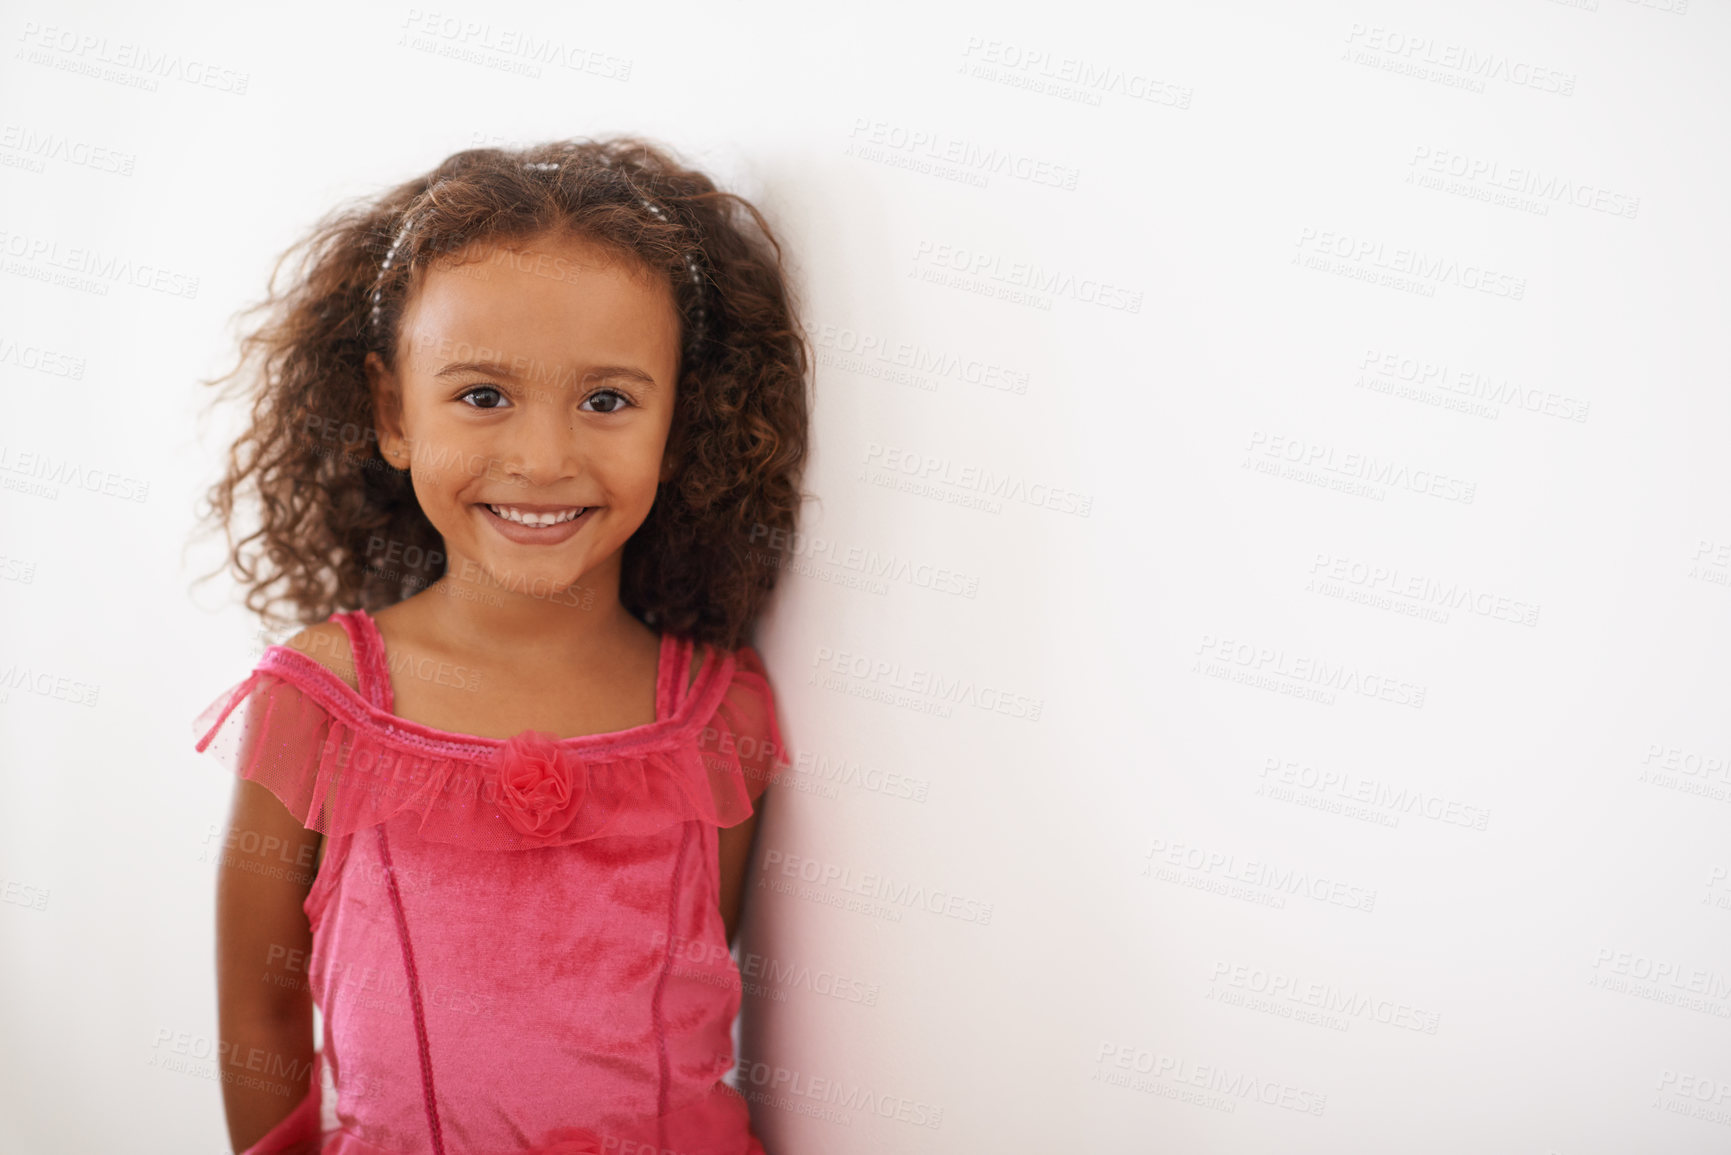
[656,633,684,722]
[333,610,394,712]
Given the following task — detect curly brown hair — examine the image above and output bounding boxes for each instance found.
[192,135,810,652]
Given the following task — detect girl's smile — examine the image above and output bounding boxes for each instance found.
[475,501,596,545]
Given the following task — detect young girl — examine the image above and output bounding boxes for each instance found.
[190,136,808,1155]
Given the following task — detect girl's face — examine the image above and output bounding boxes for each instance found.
[365,229,682,604]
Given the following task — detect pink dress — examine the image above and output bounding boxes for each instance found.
[192,609,787,1155]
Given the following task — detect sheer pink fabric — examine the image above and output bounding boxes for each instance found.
[193,610,788,1155]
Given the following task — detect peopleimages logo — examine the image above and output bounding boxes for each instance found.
[911,240,1143,313]
[1143,837,1378,913]
[1258,756,1492,831]
[862,441,1093,517]
[1244,430,1477,505]
[0,125,137,175]
[1341,23,1576,95]
[1209,962,1442,1034]
[1356,347,1590,423]
[957,37,1194,110]
[762,849,994,926]
[811,643,1045,722]
[15,22,252,94]
[0,334,86,379]
[1193,632,1427,710]
[729,1058,944,1129]
[1307,552,1539,628]
[1093,1041,1328,1115]
[747,523,981,598]
[0,229,200,298]
[397,9,632,81]
[846,117,1080,190]
[1406,146,1640,219]
[813,322,1030,395]
[1293,227,1525,301]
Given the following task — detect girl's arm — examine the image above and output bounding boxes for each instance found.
[215,777,322,1151]
[714,645,782,950]
[718,810,762,948]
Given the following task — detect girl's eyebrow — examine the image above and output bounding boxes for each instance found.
[433,358,660,389]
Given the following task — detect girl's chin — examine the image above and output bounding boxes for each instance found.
[457,556,595,601]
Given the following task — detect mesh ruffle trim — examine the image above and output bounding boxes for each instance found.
[193,647,786,852]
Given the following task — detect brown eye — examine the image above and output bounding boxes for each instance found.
[581,389,631,414]
[459,385,509,409]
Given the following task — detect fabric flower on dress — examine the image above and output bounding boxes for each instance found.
[488,730,589,841]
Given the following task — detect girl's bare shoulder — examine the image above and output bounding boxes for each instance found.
[277,619,361,695]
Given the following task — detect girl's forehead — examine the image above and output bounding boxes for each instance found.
[412,232,674,320]
[397,232,680,376]
[483,224,672,269]
[450,229,637,271]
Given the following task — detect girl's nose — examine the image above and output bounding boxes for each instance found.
[499,403,584,487]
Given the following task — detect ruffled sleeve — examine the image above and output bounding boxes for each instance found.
[697,644,792,820]
[191,643,783,852]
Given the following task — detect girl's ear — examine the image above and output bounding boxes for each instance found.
[364,352,410,471]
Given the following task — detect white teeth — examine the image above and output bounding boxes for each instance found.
[486,504,585,527]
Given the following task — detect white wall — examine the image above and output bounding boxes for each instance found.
[2,0,1728,1151]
